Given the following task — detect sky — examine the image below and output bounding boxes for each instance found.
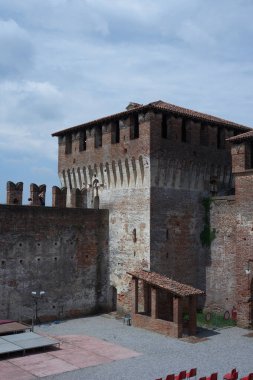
[0,0,253,204]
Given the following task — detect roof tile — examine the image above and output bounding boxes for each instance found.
[127,269,204,297]
[52,100,251,136]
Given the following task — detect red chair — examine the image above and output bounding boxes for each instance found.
[199,377,206,380]
[155,378,162,380]
[240,374,253,380]
[175,371,187,380]
[187,368,197,380]
[166,375,175,380]
[207,373,218,380]
[224,369,237,380]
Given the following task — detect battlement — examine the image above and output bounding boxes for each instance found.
[55,110,240,162]
[54,104,246,196]
[5,182,89,209]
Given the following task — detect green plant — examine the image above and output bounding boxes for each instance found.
[197,312,236,329]
[200,197,216,247]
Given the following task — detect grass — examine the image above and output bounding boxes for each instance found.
[196,312,236,329]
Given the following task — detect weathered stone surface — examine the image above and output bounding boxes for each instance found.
[0,205,109,321]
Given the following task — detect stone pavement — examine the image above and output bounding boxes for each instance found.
[0,314,253,380]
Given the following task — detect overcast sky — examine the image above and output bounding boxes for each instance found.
[0,0,253,203]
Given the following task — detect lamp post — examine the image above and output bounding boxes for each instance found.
[31,290,45,329]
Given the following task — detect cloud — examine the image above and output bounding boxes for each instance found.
[0,19,34,79]
[0,0,252,196]
[0,80,64,127]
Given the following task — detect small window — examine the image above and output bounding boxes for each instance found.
[130,115,139,140]
[65,134,72,154]
[217,127,225,149]
[200,123,209,146]
[250,141,253,169]
[95,127,102,148]
[161,114,167,138]
[181,119,187,142]
[79,130,86,151]
[111,121,120,144]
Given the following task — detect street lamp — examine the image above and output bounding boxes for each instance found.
[31,290,45,328]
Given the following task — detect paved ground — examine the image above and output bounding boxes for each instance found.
[0,314,253,380]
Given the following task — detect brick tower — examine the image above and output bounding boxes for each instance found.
[52,100,249,313]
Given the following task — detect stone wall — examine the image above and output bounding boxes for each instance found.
[207,140,253,327]
[208,196,237,314]
[56,113,151,313]
[0,205,109,321]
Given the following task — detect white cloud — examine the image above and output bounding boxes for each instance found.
[0,19,34,79]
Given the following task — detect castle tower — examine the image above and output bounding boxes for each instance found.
[226,131,253,326]
[52,100,250,313]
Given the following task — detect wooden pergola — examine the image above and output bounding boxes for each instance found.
[127,270,204,338]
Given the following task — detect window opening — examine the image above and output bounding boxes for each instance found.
[181,119,187,142]
[130,114,139,140]
[161,114,167,138]
[95,127,102,148]
[111,121,120,144]
[200,123,209,146]
[65,134,72,154]
[79,130,86,151]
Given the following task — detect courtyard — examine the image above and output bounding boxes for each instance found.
[0,314,252,380]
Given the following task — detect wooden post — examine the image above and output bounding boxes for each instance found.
[132,278,138,314]
[143,282,151,315]
[173,296,183,338]
[151,287,158,319]
[188,295,197,335]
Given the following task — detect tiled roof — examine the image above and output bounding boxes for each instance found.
[226,130,253,143]
[127,269,204,297]
[52,100,251,136]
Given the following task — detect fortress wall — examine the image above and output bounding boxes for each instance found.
[207,197,237,314]
[100,187,150,313]
[0,205,109,321]
[150,188,206,296]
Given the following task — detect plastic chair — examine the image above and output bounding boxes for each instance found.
[199,377,206,380]
[187,369,197,380]
[155,378,162,380]
[240,374,253,380]
[207,373,218,380]
[175,371,187,380]
[166,375,175,380]
[224,369,237,380]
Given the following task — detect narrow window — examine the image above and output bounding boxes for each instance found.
[250,141,253,168]
[217,127,225,149]
[200,123,209,146]
[95,127,102,148]
[161,114,167,138]
[111,121,120,144]
[181,119,187,142]
[132,228,137,243]
[166,229,169,240]
[79,130,86,151]
[65,134,72,154]
[130,114,139,140]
